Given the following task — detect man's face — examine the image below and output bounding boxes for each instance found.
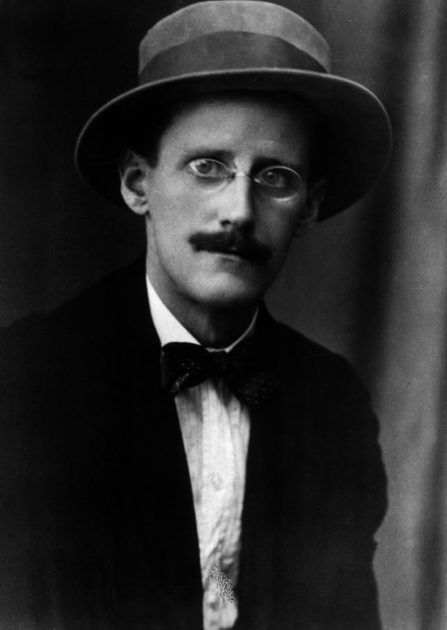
[121,93,323,315]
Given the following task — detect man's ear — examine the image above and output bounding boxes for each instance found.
[294,178,327,236]
[119,149,151,216]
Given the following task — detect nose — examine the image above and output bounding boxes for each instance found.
[216,173,255,228]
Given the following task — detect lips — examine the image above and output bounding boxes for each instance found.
[189,231,271,263]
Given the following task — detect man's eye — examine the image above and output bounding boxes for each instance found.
[257,167,290,188]
[186,159,227,179]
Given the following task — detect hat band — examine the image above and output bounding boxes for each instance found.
[139,31,327,85]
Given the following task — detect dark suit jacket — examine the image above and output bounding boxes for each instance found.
[0,256,387,630]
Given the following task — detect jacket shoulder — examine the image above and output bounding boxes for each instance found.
[0,257,147,383]
[267,315,362,387]
[0,256,145,334]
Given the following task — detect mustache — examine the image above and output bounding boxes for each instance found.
[189,230,271,262]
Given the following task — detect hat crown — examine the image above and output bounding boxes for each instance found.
[139,1,330,75]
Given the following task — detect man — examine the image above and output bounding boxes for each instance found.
[0,2,391,629]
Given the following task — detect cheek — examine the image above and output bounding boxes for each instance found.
[146,190,202,273]
[262,212,298,256]
[148,182,203,233]
[147,214,187,269]
[146,188,182,240]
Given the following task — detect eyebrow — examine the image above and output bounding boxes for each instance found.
[254,156,306,174]
[180,148,233,163]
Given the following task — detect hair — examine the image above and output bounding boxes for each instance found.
[126,102,179,167]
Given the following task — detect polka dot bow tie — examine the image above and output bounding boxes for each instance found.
[160,337,279,407]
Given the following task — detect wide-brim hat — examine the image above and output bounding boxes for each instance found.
[75,0,392,221]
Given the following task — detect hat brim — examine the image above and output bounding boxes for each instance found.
[75,69,392,220]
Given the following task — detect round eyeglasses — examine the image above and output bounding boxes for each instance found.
[185,158,304,203]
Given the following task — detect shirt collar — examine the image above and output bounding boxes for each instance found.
[146,275,258,352]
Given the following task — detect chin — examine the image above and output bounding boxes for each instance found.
[191,276,265,310]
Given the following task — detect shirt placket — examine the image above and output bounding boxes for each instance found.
[201,379,238,629]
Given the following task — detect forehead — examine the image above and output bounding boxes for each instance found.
[157,92,316,162]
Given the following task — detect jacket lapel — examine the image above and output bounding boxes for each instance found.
[110,258,203,628]
[235,310,324,630]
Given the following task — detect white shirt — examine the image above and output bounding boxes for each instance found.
[147,278,255,630]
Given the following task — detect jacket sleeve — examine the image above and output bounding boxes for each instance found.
[317,355,387,630]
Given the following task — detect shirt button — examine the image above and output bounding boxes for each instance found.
[207,588,219,607]
[209,472,223,490]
